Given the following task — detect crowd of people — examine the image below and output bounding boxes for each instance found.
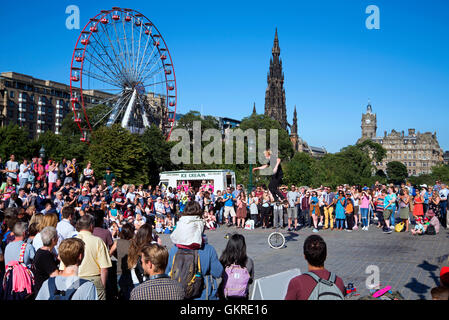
[0,152,448,300]
[0,154,259,300]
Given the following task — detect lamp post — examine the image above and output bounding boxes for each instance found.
[39,145,45,160]
[248,137,256,194]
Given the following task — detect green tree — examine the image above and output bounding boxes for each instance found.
[32,131,64,161]
[173,110,219,139]
[284,152,316,187]
[407,174,434,187]
[87,124,147,184]
[431,164,449,184]
[356,140,387,163]
[386,161,408,184]
[0,124,33,160]
[141,125,177,186]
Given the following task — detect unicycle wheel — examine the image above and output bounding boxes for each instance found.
[268,232,285,249]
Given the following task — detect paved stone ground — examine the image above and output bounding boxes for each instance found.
[159,222,449,300]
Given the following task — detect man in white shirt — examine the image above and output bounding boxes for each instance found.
[439,184,448,229]
[57,207,77,241]
[5,154,19,181]
[18,159,31,189]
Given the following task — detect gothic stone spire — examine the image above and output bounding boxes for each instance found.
[291,105,298,135]
[264,28,287,130]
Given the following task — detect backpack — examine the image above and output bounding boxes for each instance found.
[395,222,405,233]
[169,249,204,299]
[425,224,436,235]
[1,243,35,300]
[47,277,89,300]
[223,264,250,298]
[303,272,344,300]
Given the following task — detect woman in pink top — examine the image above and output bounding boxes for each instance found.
[359,190,371,230]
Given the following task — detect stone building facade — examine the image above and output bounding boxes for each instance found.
[0,72,111,138]
[357,103,443,176]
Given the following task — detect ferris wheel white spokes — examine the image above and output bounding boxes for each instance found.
[69,7,177,142]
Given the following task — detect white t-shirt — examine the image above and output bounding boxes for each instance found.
[126,192,136,203]
[48,169,58,183]
[83,168,93,178]
[19,164,30,179]
[6,161,19,179]
[439,188,449,201]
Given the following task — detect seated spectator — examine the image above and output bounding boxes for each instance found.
[130,244,185,300]
[431,286,449,300]
[285,235,345,300]
[36,238,98,300]
[426,209,441,234]
[218,233,254,300]
[33,226,59,294]
[134,213,145,230]
[4,221,35,268]
[204,208,217,231]
[166,201,223,300]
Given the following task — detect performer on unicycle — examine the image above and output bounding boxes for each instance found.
[253,149,286,204]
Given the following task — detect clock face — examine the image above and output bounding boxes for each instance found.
[365,119,371,124]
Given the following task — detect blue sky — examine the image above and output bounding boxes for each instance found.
[1,0,448,153]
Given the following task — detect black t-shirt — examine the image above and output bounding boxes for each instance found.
[34,248,59,294]
[267,155,283,180]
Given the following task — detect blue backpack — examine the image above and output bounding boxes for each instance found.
[47,277,89,300]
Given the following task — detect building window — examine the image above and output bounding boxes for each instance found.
[9,91,14,98]
[29,114,34,120]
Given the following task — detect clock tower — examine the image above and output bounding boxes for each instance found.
[361,101,377,139]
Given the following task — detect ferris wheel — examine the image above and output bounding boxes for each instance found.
[69,7,177,142]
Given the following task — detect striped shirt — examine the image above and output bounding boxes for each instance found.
[130,277,185,300]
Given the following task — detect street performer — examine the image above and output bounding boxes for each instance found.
[252,149,286,203]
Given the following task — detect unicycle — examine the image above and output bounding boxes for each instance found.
[268,227,286,249]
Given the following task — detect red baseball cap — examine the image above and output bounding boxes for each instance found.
[440,266,449,287]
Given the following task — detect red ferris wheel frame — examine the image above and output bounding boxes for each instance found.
[69,7,177,142]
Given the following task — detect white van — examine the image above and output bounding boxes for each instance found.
[159,169,236,194]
